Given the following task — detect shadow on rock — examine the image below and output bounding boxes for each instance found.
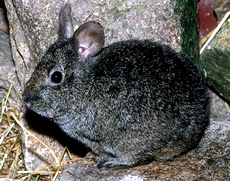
[24,109,89,157]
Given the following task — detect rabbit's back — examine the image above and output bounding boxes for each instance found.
[84,40,209,163]
[91,39,208,109]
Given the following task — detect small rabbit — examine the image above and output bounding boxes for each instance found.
[23,3,210,168]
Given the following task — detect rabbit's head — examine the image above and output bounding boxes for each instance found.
[23,4,104,118]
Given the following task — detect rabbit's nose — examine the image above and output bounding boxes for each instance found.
[22,93,31,108]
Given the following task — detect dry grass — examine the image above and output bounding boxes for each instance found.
[0,84,80,181]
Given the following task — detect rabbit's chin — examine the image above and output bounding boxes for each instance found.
[35,109,54,119]
[25,104,55,119]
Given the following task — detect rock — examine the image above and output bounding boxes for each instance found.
[210,90,230,121]
[215,0,230,23]
[0,4,12,98]
[207,24,230,52]
[0,30,16,100]
[189,120,230,174]
[0,7,9,34]
[57,148,230,181]
[198,1,230,102]
[199,22,230,102]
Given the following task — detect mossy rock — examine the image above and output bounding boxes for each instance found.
[200,23,230,102]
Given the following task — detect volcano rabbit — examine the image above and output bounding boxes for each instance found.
[23,4,210,168]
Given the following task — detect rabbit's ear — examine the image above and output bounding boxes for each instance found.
[59,4,74,39]
[74,21,105,62]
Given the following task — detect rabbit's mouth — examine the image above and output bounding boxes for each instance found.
[23,96,55,119]
[26,105,55,119]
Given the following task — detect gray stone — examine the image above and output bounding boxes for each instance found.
[199,22,230,102]
[0,30,16,100]
[0,7,8,34]
[189,120,230,173]
[210,91,230,121]
[215,0,230,23]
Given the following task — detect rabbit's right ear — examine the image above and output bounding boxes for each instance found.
[59,3,74,39]
[73,21,105,62]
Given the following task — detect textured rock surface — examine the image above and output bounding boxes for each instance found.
[0,30,16,100]
[200,22,230,102]
[2,0,230,180]
[215,0,230,23]
[207,24,230,52]
[198,0,230,102]
[0,7,8,34]
[0,4,12,93]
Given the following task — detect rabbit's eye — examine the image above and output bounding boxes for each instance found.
[50,71,63,84]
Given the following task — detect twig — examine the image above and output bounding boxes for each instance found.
[0,84,13,124]
[17,170,55,174]
[19,157,80,179]
[199,21,228,48]
[52,147,68,181]
[225,102,230,113]
[0,123,15,145]
[11,84,22,101]
[0,130,18,171]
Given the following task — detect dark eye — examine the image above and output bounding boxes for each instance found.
[50,71,63,84]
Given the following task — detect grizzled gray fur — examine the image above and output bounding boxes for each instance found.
[23,4,210,168]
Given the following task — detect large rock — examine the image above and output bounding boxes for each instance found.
[199,23,230,102]
[3,0,230,180]
[215,0,230,23]
[0,30,15,100]
[0,6,8,33]
[198,0,230,102]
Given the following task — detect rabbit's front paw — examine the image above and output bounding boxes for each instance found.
[94,154,137,169]
[97,157,132,169]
